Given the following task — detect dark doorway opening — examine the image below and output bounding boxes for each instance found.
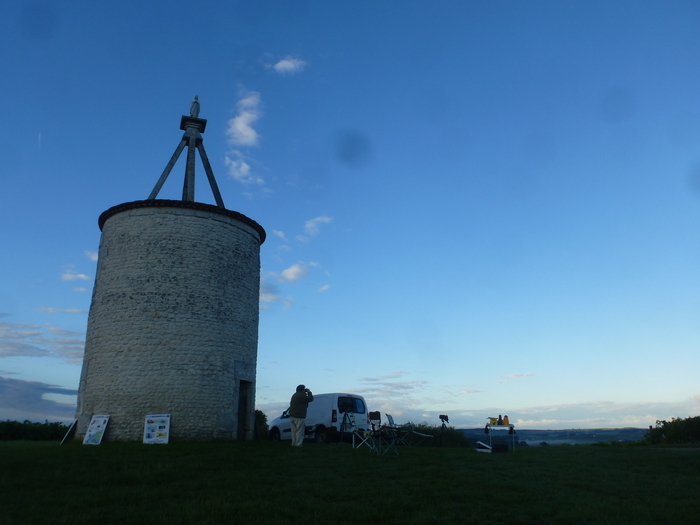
[237,380,252,441]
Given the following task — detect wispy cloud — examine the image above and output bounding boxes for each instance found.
[259,281,293,310]
[36,307,87,314]
[0,322,84,361]
[309,261,330,276]
[271,56,307,75]
[0,340,51,358]
[0,322,41,339]
[45,327,81,337]
[261,219,334,310]
[304,216,333,236]
[85,250,98,262]
[344,372,431,420]
[61,270,91,281]
[497,372,534,384]
[360,371,409,382]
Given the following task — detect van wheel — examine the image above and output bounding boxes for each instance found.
[315,427,330,444]
[269,428,280,441]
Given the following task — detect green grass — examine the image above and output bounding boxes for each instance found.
[1,441,698,524]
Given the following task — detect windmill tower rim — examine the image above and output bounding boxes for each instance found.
[98,199,266,244]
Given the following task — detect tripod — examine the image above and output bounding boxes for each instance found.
[439,415,449,447]
[340,412,356,443]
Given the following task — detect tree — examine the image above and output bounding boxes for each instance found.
[645,416,700,445]
[254,410,268,440]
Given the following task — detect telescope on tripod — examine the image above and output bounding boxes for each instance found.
[439,415,449,446]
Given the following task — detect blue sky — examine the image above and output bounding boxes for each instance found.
[1,0,699,429]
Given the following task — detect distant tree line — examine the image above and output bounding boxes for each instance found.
[645,416,700,445]
[0,420,71,441]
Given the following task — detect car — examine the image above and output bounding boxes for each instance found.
[268,393,369,444]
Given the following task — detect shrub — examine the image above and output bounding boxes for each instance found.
[254,410,268,440]
[644,416,700,445]
[405,422,471,448]
[0,420,70,441]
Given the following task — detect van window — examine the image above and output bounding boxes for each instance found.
[338,397,366,414]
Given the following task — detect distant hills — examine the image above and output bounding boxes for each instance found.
[460,427,648,446]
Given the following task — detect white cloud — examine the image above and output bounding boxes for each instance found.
[272,230,287,241]
[72,288,89,293]
[279,263,308,283]
[226,91,262,147]
[272,56,307,75]
[85,251,98,261]
[295,235,310,243]
[225,152,264,185]
[304,216,333,236]
[224,91,265,187]
[61,270,91,281]
[318,285,330,292]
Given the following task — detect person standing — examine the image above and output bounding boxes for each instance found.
[289,384,314,447]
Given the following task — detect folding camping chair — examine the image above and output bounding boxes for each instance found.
[353,411,380,451]
[373,411,399,455]
[354,411,398,455]
[385,414,433,447]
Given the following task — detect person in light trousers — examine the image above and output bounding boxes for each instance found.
[289,384,314,447]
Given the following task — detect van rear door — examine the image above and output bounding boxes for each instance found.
[336,395,368,432]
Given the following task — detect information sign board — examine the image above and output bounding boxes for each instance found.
[143,414,171,444]
[83,415,110,445]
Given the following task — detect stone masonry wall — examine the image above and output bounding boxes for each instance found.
[75,203,263,441]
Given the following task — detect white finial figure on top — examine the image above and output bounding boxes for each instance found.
[190,95,200,118]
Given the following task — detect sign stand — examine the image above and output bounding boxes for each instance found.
[60,419,77,445]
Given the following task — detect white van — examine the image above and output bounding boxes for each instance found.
[267,393,369,444]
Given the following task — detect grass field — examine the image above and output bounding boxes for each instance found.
[1,440,698,525]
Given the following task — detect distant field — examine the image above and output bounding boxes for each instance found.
[1,440,698,525]
[461,427,649,447]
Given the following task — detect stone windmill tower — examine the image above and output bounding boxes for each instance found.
[75,98,266,441]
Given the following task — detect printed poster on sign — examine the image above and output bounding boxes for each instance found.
[143,414,171,444]
[83,415,110,445]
